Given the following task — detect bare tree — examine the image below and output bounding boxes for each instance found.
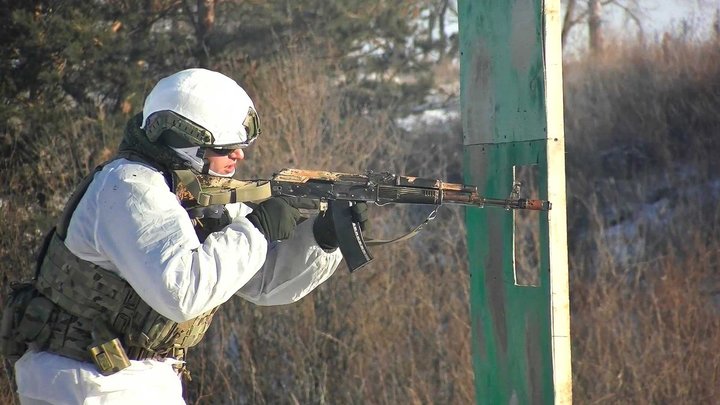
[561,0,578,46]
[420,0,457,62]
[588,0,604,54]
[561,0,645,55]
[182,0,217,67]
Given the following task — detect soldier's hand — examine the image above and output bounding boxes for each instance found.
[187,205,231,242]
[349,201,369,232]
[246,197,301,241]
[313,201,370,252]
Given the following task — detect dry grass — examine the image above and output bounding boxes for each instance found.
[572,240,720,403]
[565,34,720,404]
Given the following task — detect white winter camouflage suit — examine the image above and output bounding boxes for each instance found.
[14,158,343,404]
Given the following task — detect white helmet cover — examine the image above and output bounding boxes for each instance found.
[141,68,259,177]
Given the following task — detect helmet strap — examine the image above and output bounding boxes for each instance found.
[195,148,210,175]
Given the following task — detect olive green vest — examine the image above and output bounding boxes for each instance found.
[0,157,222,377]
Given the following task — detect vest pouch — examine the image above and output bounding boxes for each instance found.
[16,295,56,349]
[89,337,131,376]
[0,282,39,362]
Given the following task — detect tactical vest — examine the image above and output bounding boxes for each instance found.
[0,156,227,377]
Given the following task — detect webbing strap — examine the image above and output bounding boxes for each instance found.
[56,165,108,240]
[56,152,168,241]
[173,170,272,205]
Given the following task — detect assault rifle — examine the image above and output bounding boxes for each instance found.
[174,168,551,271]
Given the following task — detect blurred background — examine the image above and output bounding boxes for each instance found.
[1,1,718,403]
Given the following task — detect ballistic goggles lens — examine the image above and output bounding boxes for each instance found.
[209,108,261,152]
[206,147,239,156]
[241,107,261,148]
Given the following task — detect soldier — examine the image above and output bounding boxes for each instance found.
[4,68,365,404]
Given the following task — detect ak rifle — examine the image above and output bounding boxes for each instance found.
[176,168,552,271]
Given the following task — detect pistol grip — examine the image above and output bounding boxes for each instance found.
[329,200,373,272]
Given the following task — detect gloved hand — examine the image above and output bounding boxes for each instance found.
[246,197,302,241]
[313,201,370,252]
[187,205,228,221]
[187,205,231,242]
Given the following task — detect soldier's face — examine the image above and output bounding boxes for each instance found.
[204,148,244,175]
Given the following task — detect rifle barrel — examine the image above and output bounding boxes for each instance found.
[442,189,551,211]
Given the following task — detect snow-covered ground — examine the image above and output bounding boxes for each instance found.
[395,91,460,133]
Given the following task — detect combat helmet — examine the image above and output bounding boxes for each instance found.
[141,68,261,177]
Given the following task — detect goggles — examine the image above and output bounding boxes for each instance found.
[205,147,240,156]
[240,107,261,148]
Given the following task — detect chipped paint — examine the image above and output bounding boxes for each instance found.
[459,0,571,404]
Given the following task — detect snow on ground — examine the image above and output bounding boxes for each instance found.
[395,90,460,133]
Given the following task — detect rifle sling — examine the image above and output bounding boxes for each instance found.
[365,206,439,246]
[173,170,272,205]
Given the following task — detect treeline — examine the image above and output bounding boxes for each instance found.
[0,0,457,192]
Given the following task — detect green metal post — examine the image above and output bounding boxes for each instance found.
[458,1,571,404]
